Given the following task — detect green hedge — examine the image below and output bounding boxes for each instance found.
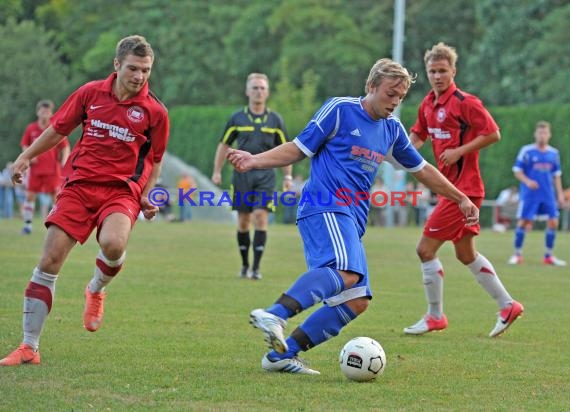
[170,103,569,198]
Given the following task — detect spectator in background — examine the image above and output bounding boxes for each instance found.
[508,121,566,266]
[177,173,196,222]
[19,100,70,234]
[0,162,15,219]
[412,181,432,227]
[493,185,519,232]
[282,174,305,224]
[369,175,387,227]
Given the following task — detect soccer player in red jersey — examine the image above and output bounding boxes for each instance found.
[1,35,170,366]
[404,42,523,338]
[19,100,70,234]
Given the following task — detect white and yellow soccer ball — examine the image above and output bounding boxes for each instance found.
[339,337,386,382]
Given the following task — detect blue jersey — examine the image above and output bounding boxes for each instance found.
[513,144,561,202]
[294,97,426,235]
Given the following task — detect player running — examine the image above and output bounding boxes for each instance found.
[1,35,169,366]
[404,42,523,338]
[228,58,479,375]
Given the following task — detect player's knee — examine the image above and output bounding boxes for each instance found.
[38,252,65,274]
[338,270,361,288]
[456,250,476,265]
[416,244,435,262]
[345,297,370,315]
[99,239,127,261]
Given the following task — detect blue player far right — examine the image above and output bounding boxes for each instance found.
[508,121,566,266]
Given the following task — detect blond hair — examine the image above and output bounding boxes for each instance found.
[535,120,551,130]
[246,73,269,86]
[365,58,416,94]
[424,42,458,69]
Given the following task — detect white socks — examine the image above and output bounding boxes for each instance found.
[421,258,444,318]
[23,267,58,350]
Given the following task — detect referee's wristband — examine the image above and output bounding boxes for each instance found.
[283,175,293,180]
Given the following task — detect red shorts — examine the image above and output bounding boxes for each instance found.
[423,196,483,243]
[27,174,61,194]
[45,182,140,244]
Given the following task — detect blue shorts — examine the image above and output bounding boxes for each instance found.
[297,212,372,306]
[517,199,559,220]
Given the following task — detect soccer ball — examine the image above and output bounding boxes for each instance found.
[339,337,386,382]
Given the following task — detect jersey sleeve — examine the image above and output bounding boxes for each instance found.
[20,124,33,148]
[149,109,170,163]
[385,121,426,172]
[293,98,340,157]
[552,149,562,176]
[512,146,528,173]
[51,84,90,136]
[462,96,499,137]
[220,116,238,146]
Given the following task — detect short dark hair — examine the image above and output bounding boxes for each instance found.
[116,35,154,63]
[36,99,54,112]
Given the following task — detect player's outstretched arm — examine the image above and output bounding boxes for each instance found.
[11,126,65,184]
[412,163,479,226]
[227,142,305,173]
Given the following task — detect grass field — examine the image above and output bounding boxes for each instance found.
[1,218,569,411]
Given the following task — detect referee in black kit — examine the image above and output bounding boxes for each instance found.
[212,73,291,280]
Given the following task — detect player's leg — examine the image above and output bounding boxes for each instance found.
[509,199,537,264]
[236,212,251,278]
[262,294,368,375]
[249,173,276,279]
[404,199,455,335]
[543,203,566,266]
[83,212,131,332]
[0,225,76,366]
[253,213,369,374]
[403,235,448,334]
[250,208,269,279]
[455,234,524,337]
[233,175,254,278]
[22,190,37,234]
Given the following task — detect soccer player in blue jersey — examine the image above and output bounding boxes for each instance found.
[508,121,566,266]
[227,58,479,375]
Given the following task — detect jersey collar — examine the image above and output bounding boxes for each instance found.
[100,72,150,103]
[428,82,458,106]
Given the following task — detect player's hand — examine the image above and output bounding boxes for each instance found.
[283,178,292,191]
[10,156,31,185]
[211,172,222,186]
[459,197,479,226]
[140,196,159,220]
[227,149,255,173]
[525,180,539,190]
[439,148,462,166]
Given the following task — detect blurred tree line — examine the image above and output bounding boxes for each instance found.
[1,0,569,195]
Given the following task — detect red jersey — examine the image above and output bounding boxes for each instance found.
[411,83,498,197]
[51,72,170,198]
[20,122,69,177]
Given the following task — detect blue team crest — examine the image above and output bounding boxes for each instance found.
[437,108,446,122]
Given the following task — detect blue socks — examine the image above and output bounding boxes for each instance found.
[545,228,556,256]
[514,226,526,251]
[267,267,344,320]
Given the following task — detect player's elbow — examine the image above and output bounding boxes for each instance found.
[489,131,501,143]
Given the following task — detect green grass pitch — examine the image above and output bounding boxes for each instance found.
[1,219,569,411]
